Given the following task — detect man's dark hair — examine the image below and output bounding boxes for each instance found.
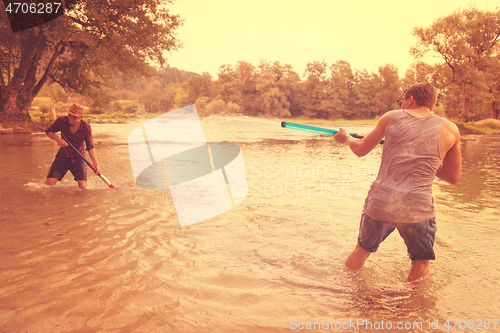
[403,83,438,110]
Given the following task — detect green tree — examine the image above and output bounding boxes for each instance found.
[327,60,355,119]
[49,84,69,104]
[205,99,226,114]
[195,96,210,116]
[215,64,241,106]
[351,70,379,119]
[138,80,170,113]
[478,55,500,120]
[184,72,213,105]
[81,85,116,114]
[235,61,258,115]
[271,62,301,117]
[411,8,500,121]
[172,87,190,110]
[0,0,182,123]
[403,61,453,116]
[302,60,330,118]
[402,62,439,88]
[255,68,290,117]
[257,60,299,117]
[373,64,400,114]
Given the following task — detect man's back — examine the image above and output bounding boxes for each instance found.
[364,110,445,224]
[335,82,462,281]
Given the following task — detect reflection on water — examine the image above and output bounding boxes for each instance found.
[0,118,499,332]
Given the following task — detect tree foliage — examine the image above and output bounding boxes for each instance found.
[161,59,402,120]
[0,0,182,122]
[412,8,500,121]
[4,6,500,122]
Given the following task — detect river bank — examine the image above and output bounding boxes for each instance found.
[1,114,500,136]
[455,118,500,135]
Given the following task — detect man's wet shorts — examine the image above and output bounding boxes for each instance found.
[357,213,437,260]
[47,158,87,182]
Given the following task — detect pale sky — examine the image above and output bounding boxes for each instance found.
[166,0,499,79]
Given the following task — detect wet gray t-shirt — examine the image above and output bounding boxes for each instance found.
[364,110,445,224]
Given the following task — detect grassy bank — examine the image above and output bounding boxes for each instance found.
[456,119,500,135]
[2,98,500,136]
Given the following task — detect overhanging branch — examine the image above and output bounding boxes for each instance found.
[32,41,67,97]
[66,15,91,28]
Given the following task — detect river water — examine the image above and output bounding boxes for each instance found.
[0,116,499,332]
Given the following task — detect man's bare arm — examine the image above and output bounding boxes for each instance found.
[46,132,68,147]
[436,121,462,184]
[334,111,392,157]
[88,148,101,175]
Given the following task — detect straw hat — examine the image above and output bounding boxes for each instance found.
[68,104,85,117]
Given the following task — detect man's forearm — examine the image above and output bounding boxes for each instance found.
[346,136,366,157]
[89,148,99,168]
[436,163,461,184]
[47,132,60,142]
[46,132,67,147]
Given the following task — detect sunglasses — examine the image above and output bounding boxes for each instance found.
[397,96,411,106]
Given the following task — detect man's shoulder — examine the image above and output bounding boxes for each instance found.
[46,116,67,133]
[440,119,460,146]
[379,110,394,122]
[442,119,460,135]
[80,120,93,138]
[377,110,394,129]
[81,120,92,130]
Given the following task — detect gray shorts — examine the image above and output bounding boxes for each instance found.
[357,213,437,261]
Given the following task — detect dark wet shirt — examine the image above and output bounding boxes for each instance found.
[45,116,95,162]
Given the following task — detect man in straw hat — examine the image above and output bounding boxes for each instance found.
[45,103,101,189]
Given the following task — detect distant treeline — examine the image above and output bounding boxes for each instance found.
[36,57,494,122]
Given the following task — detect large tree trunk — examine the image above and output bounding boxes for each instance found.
[0,89,31,123]
[492,102,500,120]
[0,31,38,123]
[0,91,24,122]
[459,95,471,122]
[0,84,33,123]
[0,31,66,124]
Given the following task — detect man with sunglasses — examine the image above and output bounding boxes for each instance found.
[334,82,462,282]
[45,103,101,189]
